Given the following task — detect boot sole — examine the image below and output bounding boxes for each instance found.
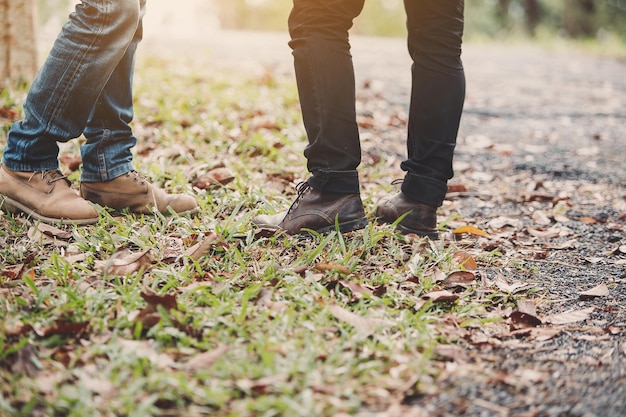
[0,194,99,225]
[396,224,439,240]
[313,216,369,235]
[376,217,439,240]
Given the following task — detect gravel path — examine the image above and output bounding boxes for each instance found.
[142,30,626,417]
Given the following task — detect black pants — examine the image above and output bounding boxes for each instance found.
[288,0,465,207]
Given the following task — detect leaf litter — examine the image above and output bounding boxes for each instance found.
[0,38,625,417]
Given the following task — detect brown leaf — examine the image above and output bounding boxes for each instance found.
[3,320,33,337]
[510,311,542,330]
[494,274,532,294]
[183,345,229,371]
[328,304,390,336]
[35,320,89,338]
[516,300,538,316]
[236,375,286,395]
[425,266,447,283]
[1,264,26,280]
[452,251,478,270]
[434,344,470,363]
[544,307,594,325]
[0,106,20,121]
[532,210,552,226]
[118,339,174,369]
[579,283,609,299]
[447,184,468,193]
[422,290,459,303]
[97,249,153,276]
[28,225,68,246]
[443,271,476,289]
[314,262,351,275]
[11,345,39,377]
[74,364,117,397]
[192,167,235,189]
[141,289,179,311]
[36,223,73,240]
[338,280,374,300]
[185,232,227,261]
[488,216,522,229]
[255,289,288,313]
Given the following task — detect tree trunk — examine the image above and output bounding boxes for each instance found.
[0,0,38,88]
[523,0,540,36]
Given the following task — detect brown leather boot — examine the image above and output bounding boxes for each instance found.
[252,182,368,235]
[80,171,198,215]
[0,166,99,225]
[375,192,439,239]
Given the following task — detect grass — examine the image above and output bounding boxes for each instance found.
[0,50,522,417]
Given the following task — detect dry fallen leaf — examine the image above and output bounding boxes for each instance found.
[11,345,39,377]
[453,225,490,237]
[96,249,153,276]
[443,271,476,289]
[422,290,459,303]
[185,232,227,261]
[543,307,594,325]
[338,280,374,300]
[193,167,236,189]
[314,262,351,275]
[510,311,542,330]
[74,364,117,397]
[328,304,390,336]
[183,345,229,371]
[579,283,609,299]
[494,273,532,294]
[452,251,478,270]
[434,344,471,363]
[141,289,179,311]
[118,339,174,369]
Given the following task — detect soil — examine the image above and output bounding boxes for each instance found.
[142,31,626,416]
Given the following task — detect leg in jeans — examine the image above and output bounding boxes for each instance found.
[80,0,146,183]
[400,0,466,208]
[288,0,365,194]
[2,0,143,172]
[1,0,197,222]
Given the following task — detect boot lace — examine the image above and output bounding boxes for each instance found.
[286,181,312,214]
[126,170,148,185]
[29,169,68,186]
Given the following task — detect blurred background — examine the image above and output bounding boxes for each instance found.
[37,0,626,48]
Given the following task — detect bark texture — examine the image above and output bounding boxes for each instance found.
[0,0,38,88]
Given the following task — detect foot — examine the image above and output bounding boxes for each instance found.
[252,182,368,235]
[80,171,198,215]
[375,192,439,239]
[0,166,99,225]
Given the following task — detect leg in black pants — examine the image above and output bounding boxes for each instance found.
[253,0,466,238]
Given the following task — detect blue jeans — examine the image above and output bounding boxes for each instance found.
[2,0,146,182]
[288,0,466,207]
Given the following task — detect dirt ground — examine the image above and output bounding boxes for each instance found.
[141,31,626,416]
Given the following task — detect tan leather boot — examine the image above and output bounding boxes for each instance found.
[0,166,99,225]
[80,171,198,215]
[252,182,368,235]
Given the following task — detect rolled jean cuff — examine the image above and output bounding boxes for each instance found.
[308,170,360,194]
[1,157,59,173]
[401,173,448,207]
